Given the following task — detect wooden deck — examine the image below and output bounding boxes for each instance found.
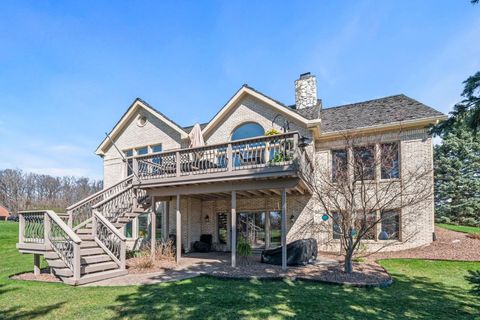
[132,132,313,197]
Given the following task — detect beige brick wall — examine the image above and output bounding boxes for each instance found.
[102,108,183,187]
[205,96,311,144]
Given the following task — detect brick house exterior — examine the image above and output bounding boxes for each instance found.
[95,73,445,253]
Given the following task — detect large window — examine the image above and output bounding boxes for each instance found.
[136,146,148,156]
[124,149,133,176]
[124,221,133,238]
[231,122,264,141]
[138,213,149,238]
[381,210,400,240]
[381,143,399,179]
[332,212,342,240]
[217,213,228,244]
[332,149,348,182]
[354,145,375,180]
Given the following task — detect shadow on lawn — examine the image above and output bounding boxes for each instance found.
[109,273,479,319]
[465,270,480,296]
[0,302,65,320]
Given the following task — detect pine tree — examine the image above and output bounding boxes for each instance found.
[434,122,480,226]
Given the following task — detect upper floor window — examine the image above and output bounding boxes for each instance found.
[381,143,399,179]
[136,146,148,156]
[231,122,264,141]
[332,149,348,182]
[354,145,375,180]
[151,144,162,153]
[124,149,134,176]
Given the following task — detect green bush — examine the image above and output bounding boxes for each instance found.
[237,237,252,257]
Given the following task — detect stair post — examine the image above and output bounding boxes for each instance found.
[44,212,51,248]
[73,243,81,282]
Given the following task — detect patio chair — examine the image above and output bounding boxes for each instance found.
[193,234,213,252]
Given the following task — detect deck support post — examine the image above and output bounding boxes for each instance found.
[150,196,156,257]
[281,189,287,271]
[176,194,181,264]
[164,200,170,242]
[33,254,41,276]
[265,208,271,249]
[231,191,237,268]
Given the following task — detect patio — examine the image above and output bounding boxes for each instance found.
[82,252,391,287]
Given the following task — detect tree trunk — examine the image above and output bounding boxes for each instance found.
[344,251,354,273]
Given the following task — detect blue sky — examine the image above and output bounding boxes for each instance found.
[0,1,479,180]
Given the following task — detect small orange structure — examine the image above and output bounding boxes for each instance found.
[0,205,10,221]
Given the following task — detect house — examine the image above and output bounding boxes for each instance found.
[0,205,10,221]
[16,73,446,285]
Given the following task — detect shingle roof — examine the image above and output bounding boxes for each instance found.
[319,94,445,133]
[182,122,209,133]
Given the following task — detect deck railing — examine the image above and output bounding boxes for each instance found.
[135,132,305,181]
[92,210,126,269]
[18,210,82,281]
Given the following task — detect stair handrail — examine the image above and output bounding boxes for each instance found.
[67,175,133,211]
[92,210,126,269]
[91,184,134,210]
[67,175,133,228]
[18,210,82,281]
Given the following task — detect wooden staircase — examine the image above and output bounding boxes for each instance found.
[17,175,148,285]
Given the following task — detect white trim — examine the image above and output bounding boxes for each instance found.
[96,100,188,156]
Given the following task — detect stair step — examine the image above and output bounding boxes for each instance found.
[44,251,59,260]
[62,269,129,286]
[82,261,118,274]
[111,222,123,228]
[80,247,105,256]
[117,217,130,223]
[79,234,94,240]
[81,254,112,264]
[54,267,73,277]
[80,241,98,248]
[133,208,146,213]
[77,228,92,235]
[45,258,67,268]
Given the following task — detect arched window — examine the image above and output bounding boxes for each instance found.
[231,122,264,141]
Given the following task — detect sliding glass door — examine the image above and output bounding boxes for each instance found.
[235,211,282,249]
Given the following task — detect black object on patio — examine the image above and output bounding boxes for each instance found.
[261,238,317,266]
[193,234,213,252]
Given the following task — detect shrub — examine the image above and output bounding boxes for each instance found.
[436,216,452,224]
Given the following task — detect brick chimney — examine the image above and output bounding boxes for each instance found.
[295,72,317,109]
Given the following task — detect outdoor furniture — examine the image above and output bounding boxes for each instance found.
[193,234,213,252]
[261,238,317,266]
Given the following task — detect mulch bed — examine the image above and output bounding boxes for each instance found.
[206,255,391,287]
[10,268,60,283]
[366,227,480,262]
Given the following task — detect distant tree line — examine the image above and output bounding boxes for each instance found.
[0,169,103,214]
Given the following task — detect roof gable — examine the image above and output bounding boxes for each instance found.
[95,98,188,155]
[201,85,320,138]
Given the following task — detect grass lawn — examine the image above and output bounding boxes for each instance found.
[0,221,479,319]
[436,223,480,234]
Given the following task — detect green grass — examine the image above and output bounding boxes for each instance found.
[0,221,479,319]
[436,223,480,234]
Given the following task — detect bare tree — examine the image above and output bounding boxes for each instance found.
[302,132,433,273]
[0,169,103,213]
